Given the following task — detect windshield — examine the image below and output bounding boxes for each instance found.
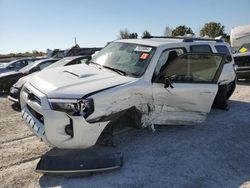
[91,42,156,77]
[0,60,16,68]
[19,60,42,72]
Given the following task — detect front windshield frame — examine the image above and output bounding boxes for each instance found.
[91,42,156,77]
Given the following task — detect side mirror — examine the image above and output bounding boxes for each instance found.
[164,77,174,89]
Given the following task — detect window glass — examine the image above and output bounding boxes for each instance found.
[26,60,35,65]
[14,61,26,69]
[80,58,89,64]
[91,42,156,77]
[215,45,230,56]
[190,45,212,53]
[39,61,55,70]
[154,48,185,77]
[215,45,232,63]
[163,54,223,83]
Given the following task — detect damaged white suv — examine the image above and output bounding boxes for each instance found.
[20,37,236,149]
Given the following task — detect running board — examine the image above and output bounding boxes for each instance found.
[36,147,123,176]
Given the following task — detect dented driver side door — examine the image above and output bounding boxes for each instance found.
[150,53,225,125]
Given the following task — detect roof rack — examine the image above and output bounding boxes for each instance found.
[142,36,223,43]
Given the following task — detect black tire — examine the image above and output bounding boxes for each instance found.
[226,79,236,99]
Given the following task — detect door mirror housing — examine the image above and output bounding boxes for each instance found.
[164,77,174,89]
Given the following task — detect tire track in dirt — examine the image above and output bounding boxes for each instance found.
[0,136,50,169]
[0,134,35,145]
[0,159,42,188]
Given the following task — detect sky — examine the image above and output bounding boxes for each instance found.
[0,0,250,54]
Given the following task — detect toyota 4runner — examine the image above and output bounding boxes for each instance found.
[20,37,236,149]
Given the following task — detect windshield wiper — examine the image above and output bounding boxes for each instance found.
[102,65,127,76]
[89,61,102,69]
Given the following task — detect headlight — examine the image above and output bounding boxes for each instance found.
[49,98,94,118]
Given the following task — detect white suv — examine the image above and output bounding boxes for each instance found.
[20,37,236,149]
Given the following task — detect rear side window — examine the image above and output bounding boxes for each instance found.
[215,45,232,63]
[190,45,212,53]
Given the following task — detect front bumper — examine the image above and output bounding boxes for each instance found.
[20,83,109,149]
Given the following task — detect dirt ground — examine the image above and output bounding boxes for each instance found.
[0,83,250,188]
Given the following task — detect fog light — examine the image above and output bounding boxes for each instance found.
[65,124,73,137]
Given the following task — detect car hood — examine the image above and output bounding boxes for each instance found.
[28,64,137,99]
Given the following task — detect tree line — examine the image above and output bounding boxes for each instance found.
[118,22,230,43]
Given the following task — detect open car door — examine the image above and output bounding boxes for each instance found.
[151,53,226,125]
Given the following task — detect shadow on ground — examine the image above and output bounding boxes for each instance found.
[38,99,250,188]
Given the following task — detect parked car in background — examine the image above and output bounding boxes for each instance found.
[20,37,236,149]
[234,51,250,79]
[47,46,102,58]
[65,47,102,57]
[230,24,250,80]
[0,58,38,75]
[8,55,91,103]
[0,58,59,93]
[230,24,250,51]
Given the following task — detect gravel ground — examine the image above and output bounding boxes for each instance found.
[0,83,250,188]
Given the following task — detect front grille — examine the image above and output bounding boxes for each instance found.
[27,105,44,124]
